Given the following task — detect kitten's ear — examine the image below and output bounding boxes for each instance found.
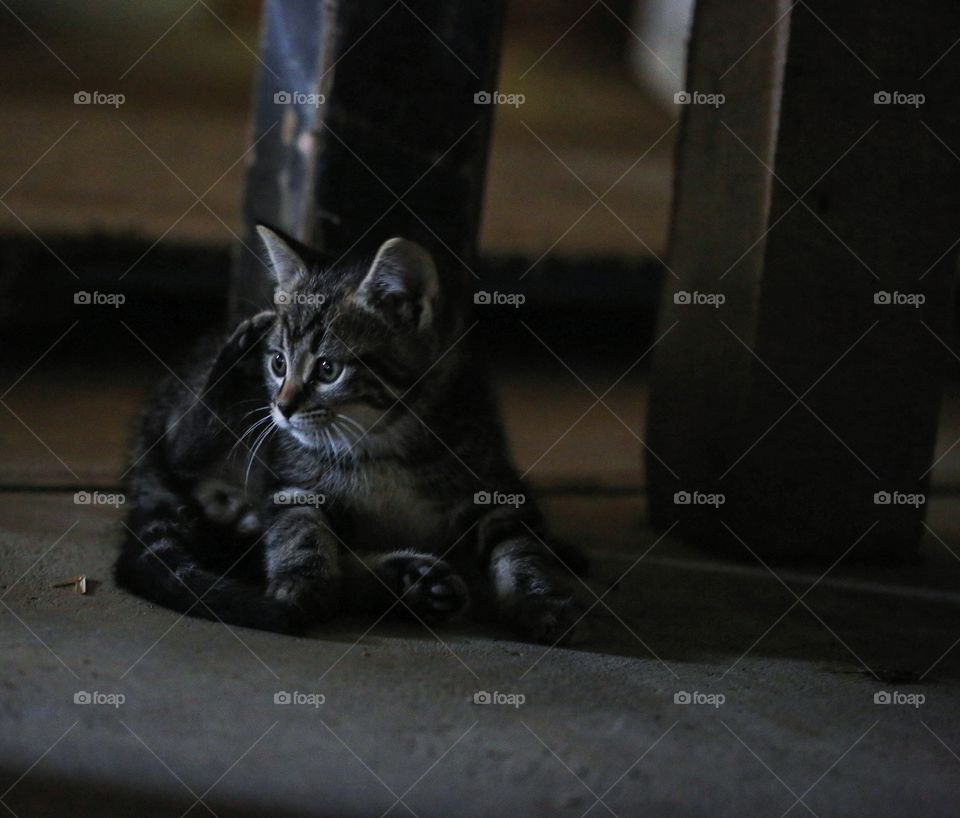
[356,238,439,330]
[256,225,307,293]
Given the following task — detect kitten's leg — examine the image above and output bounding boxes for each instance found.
[164,311,277,468]
[117,488,306,634]
[341,550,469,621]
[206,310,276,388]
[263,494,341,622]
[479,512,586,644]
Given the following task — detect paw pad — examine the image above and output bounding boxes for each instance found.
[398,558,468,618]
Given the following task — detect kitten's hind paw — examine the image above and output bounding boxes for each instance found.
[395,556,469,621]
[267,576,339,623]
[515,593,587,646]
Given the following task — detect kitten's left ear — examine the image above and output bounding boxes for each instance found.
[356,238,439,330]
[256,225,307,294]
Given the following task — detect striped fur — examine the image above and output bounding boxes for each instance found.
[115,228,587,641]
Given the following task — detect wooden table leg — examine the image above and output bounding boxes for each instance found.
[647,0,960,562]
[231,0,505,313]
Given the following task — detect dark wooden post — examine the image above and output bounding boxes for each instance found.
[232,0,505,314]
[647,0,960,562]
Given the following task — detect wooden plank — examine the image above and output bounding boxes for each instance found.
[647,0,960,561]
[232,0,505,313]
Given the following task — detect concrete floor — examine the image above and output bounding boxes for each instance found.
[3,368,960,816]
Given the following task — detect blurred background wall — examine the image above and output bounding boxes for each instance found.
[0,0,681,259]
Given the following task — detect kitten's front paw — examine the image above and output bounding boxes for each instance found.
[228,311,277,355]
[515,593,586,645]
[211,311,277,383]
[267,576,339,622]
[396,557,469,621]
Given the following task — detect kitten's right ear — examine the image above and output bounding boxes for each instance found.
[256,225,307,293]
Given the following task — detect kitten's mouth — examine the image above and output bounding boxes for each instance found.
[273,405,369,452]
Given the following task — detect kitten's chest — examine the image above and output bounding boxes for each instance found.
[330,462,448,551]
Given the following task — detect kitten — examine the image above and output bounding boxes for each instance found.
[115,227,588,643]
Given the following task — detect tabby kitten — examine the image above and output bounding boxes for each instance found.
[116,227,587,642]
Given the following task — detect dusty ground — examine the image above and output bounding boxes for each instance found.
[2,367,960,816]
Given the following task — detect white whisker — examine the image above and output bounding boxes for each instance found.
[337,419,362,451]
[223,397,267,413]
[228,413,272,461]
[244,421,276,489]
[336,413,365,437]
[321,427,340,463]
[239,405,272,421]
[332,422,353,458]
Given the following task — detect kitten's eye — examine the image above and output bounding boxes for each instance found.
[313,358,343,384]
[271,353,286,378]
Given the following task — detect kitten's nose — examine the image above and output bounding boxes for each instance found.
[276,383,300,419]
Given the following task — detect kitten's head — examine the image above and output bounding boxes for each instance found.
[255,226,458,454]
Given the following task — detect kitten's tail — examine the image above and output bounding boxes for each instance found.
[115,520,305,635]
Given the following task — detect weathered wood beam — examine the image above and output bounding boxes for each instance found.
[647,0,960,562]
[232,0,505,314]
